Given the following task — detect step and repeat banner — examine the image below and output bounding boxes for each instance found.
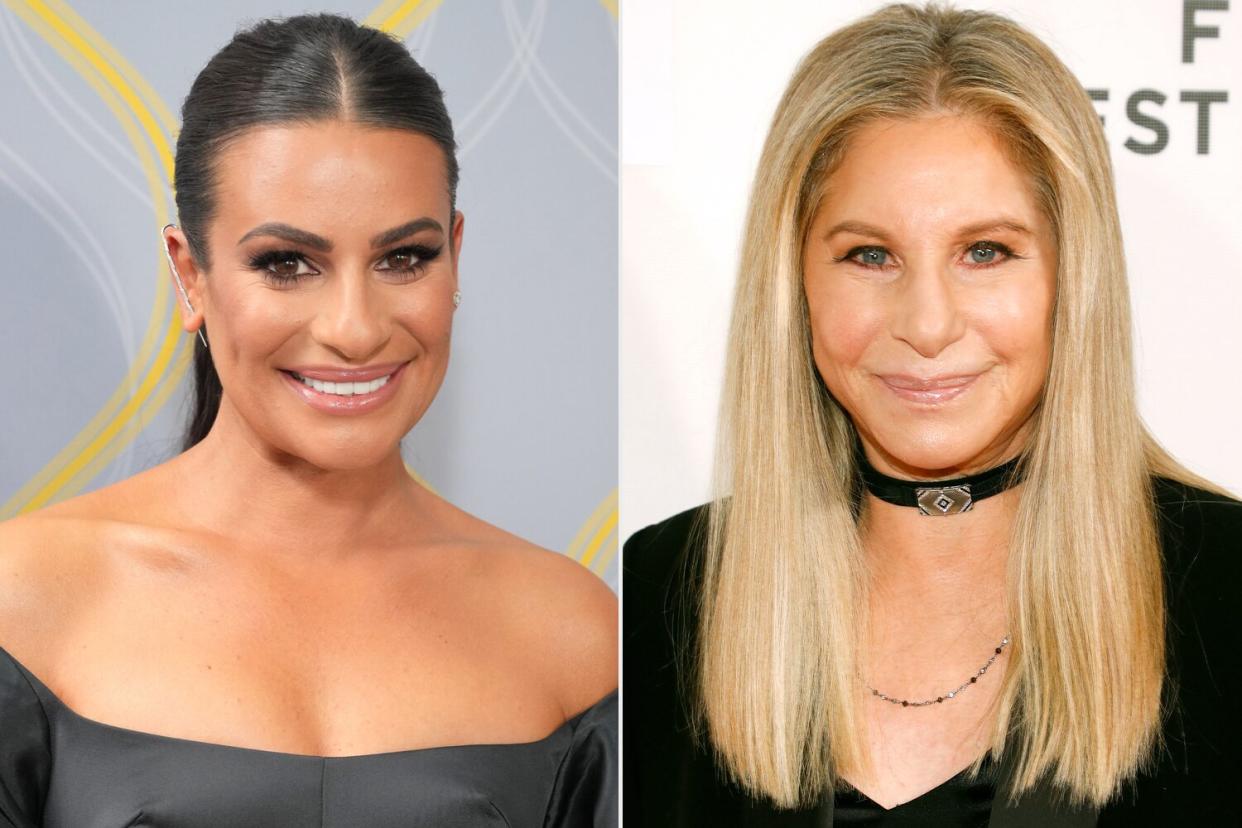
[0,0,619,587]
[621,0,1242,537]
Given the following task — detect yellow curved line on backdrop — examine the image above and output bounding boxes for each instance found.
[0,17,167,517]
[362,0,408,28]
[54,344,191,502]
[22,304,183,513]
[579,508,617,571]
[43,0,178,136]
[599,0,618,19]
[0,0,176,517]
[392,1,445,41]
[21,0,173,175]
[364,0,441,37]
[402,461,440,496]
[566,489,617,574]
[566,489,615,559]
[592,536,619,576]
[5,0,441,517]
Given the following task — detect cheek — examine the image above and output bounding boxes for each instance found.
[391,289,455,351]
[207,283,301,370]
[805,278,885,388]
[972,280,1054,391]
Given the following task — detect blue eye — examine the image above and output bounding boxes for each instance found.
[970,244,997,263]
[966,241,1016,266]
[837,245,890,268]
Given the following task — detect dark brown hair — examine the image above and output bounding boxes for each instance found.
[174,13,458,450]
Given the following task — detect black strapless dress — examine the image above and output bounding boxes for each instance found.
[0,645,617,827]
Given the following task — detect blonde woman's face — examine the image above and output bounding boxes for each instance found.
[802,114,1056,478]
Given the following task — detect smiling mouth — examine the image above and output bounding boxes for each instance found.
[287,370,395,397]
[879,374,979,404]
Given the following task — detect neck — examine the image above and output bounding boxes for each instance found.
[862,486,1015,589]
[168,400,430,560]
[860,485,1016,652]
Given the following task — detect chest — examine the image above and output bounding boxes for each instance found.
[842,672,1004,809]
[42,567,563,756]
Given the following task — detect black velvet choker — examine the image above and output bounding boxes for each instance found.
[857,452,1025,516]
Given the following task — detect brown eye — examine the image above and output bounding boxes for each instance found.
[376,244,441,276]
[385,250,416,270]
[247,250,318,284]
[269,255,304,279]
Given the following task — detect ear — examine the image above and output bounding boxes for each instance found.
[161,225,206,334]
[449,209,465,275]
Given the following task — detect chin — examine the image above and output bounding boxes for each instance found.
[859,419,1000,478]
[313,451,395,472]
[273,431,401,472]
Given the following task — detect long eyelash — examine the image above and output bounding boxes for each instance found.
[245,244,445,285]
[833,245,889,267]
[829,242,1026,270]
[382,244,442,274]
[247,249,311,284]
[969,240,1024,265]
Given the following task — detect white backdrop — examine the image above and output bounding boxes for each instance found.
[620,0,1242,539]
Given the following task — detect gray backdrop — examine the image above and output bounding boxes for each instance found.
[0,0,618,588]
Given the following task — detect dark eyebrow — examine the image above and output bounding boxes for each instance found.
[236,217,445,251]
[369,218,444,249]
[821,218,1033,243]
[237,223,332,251]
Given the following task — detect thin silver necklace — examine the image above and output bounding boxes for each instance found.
[868,635,1010,708]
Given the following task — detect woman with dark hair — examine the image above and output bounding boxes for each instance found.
[0,13,616,827]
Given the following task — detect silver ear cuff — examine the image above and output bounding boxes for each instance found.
[161,223,209,349]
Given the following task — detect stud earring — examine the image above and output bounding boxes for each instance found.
[452,290,462,308]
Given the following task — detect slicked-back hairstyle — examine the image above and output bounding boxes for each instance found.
[172,13,457,450]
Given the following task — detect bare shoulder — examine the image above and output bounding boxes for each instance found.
[438,502,618,718]
[0,468,177,657]
[0,497,114,660]
[498,538,618,718]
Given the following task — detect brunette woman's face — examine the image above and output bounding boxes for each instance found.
[802,114,1056,478]
[171,121,462,470]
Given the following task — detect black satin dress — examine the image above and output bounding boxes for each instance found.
[0,646,617,827]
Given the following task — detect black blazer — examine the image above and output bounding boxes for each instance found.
[623,477,1242,826]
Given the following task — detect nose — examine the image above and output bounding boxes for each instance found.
[308,270,391,361]
[888,258,966,358]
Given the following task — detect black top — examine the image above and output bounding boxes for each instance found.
[0,645,617,827]
[834,759,995,827]
[623,477,1242,827]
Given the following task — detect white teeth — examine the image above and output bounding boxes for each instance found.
[291,372,391,396]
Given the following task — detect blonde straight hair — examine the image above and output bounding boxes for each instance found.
[697,2,1229,810]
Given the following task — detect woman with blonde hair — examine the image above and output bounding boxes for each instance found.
[624,3,1240,825]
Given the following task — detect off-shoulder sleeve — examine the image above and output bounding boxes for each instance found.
[543,689,617,828]
[0,648,51,827]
